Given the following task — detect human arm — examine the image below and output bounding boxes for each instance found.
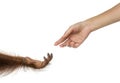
[54,3,120,48]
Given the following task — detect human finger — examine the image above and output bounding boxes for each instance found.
[60,39,71,47]
[54,28,73,46]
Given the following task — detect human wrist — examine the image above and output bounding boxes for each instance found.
[81,19,98,32]
[83,15,106,32]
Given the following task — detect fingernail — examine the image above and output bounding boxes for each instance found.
[75,43,79,47]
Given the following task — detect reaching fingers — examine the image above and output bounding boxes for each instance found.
[68,40,80,48]
[40,53,53,68]
[32,53,53,69]
[59,39,71,47]
[54,28,73,46]
[47,53,53,61]
[59,38,81,48]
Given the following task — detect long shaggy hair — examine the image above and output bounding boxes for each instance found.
[0,52,53,76]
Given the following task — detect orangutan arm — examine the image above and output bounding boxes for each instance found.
[0,53,53,75]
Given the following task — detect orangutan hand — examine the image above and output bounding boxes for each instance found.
[25,53,53,69]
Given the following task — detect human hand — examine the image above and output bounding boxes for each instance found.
[54,22,92,48]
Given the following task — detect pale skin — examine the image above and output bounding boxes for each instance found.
[54,3,120,48]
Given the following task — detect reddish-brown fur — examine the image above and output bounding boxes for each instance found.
[0,52,53,76]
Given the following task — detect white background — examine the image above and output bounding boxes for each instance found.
[0,0,120,83]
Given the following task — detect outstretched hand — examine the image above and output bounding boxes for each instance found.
[25,53,53,69]
[54,22,92,48]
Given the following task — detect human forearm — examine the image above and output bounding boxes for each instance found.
[84,3,120,31]
[54,3,120,48]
